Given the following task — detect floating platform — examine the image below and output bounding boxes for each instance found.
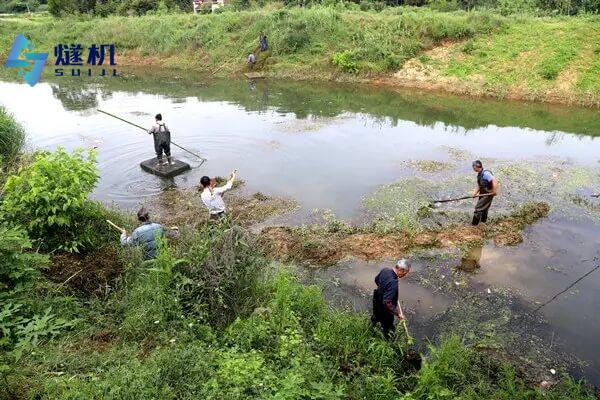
[244,72,265,79]
[140,158,191,178]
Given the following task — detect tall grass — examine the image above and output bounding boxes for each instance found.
[0,7,505,75]
[0,106,25,168]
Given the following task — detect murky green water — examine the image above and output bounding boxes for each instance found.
[1,71,599,384]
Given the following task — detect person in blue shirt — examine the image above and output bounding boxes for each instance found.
[471,160,498,226]
[120,207,176,259]
[371,259,411,338]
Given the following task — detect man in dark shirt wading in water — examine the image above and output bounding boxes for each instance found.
[372,259,411,338]
[471,160,499,226]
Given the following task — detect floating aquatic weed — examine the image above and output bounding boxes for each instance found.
[363,178,439,234]
[440,145,474,161]
[405,160,456,173]
[492,160,600,221]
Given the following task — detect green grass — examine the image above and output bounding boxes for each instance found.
[438,15,600,103]
[0,7,504,76]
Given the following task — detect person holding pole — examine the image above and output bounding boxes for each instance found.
[148,113,172,167]
[200,169,237,220]
[471,160,498,226]
[371,259,411,339]
[107,208,177,259]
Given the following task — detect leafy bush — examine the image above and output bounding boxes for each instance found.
[279,22,311,53]
[48,0,79,15]
[0,147,102,252]
[332,50,360,73]
[0,106,25,170]
[0,225,48,293]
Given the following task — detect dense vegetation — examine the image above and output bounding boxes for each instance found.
[21,0,600,16]
[1,7,598,106]
[0,114,598,398]
[0,106,25,174]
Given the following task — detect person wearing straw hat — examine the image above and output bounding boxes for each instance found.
[371,259,411,338]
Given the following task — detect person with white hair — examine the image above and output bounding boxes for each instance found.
[371,259,411,338]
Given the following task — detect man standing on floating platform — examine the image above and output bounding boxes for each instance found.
[120,207,177,259]
[148,113,172,167]
[200,169,237,220]
[471,160,498,226]
[371,259,410,338]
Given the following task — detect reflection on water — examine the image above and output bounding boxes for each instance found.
[460,245,483,272]
[1,72,600,383]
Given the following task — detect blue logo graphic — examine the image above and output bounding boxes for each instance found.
[5,34,49,87]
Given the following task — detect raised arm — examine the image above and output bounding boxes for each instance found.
[213,169,237,194]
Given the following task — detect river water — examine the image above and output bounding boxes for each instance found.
[1,72,599,384]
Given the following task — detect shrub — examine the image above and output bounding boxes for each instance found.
[279,22,310,53]
[0,106,25,170]
[48,0,79,16]
[0,225,48,293]
[331,50,360,73]
[0,147,102,252]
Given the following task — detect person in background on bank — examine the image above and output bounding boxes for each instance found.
[471,160,498,226]
[120,207,178,259]
[247,53,256,70]
[200,169,237,220]
[371,259,411,338]
[259,33,268,51]
[148,113,172,167]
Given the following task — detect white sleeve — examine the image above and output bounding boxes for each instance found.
[213,179,234,194]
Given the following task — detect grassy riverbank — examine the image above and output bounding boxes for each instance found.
[1,8,599,106]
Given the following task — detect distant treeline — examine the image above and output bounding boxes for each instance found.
[1,0,598,17]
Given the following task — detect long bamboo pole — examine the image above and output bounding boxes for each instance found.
[97,109,207,161]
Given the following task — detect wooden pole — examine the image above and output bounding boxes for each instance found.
[434,192,495,204]
[106,219,124,232]
[397,299,414,345]
[97,109,207,161]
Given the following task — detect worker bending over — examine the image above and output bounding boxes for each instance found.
[372,259,411,338]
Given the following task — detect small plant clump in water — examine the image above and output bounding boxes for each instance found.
[406,159,455,173]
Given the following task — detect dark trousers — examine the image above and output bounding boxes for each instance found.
[154,139,171,160]
[209,211,226,221]
[371,290,395,338]
[472,195,493,226]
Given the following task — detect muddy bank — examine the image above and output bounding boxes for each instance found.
[259,202,550,265]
